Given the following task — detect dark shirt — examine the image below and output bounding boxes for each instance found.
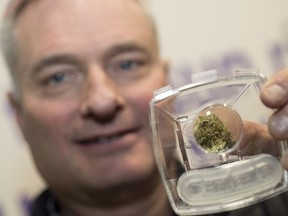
[30,189,288,216]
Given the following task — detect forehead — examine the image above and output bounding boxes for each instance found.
[13,0,147,21]
[15,0,152,36]
[14,0,156,64]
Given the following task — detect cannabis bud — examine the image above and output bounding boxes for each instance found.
[193,113,235,153]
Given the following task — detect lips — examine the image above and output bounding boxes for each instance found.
[74,127,139,146]
[77,133,125,145]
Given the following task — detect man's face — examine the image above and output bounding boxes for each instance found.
[12,0,167,192]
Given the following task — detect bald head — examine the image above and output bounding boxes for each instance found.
[4,0,149,21]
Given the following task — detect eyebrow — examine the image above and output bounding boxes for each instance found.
[31,54,82,75]
[102,42,151,60]
[6,0,35,21]
[31,43,152,75]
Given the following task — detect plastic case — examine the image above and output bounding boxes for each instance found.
[149,69,288,215]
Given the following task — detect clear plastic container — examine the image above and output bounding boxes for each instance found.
[149,69,288,215]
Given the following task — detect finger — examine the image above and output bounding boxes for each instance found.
[268,103,288,139]
[239,121,276,155]
[280,150,288,170]
[260,68,288,108]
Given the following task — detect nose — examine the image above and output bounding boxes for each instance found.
[80,66,124,121]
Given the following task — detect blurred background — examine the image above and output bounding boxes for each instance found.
[0,0,287,215]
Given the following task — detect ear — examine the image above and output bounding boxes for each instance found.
[162,59,170,75]
[160,60,170,85]
[7,92,23,127]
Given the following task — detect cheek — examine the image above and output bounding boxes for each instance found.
[127,72,167,115]
[25,103,67,129]
[134,91,152,115]
[20,99,77,149]
[19,98,81,178]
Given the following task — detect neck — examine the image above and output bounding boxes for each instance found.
[52,170,172,216]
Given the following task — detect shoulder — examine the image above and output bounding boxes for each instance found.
[30,189,51,216]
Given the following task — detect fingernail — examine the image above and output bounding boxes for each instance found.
[265,84,287,102]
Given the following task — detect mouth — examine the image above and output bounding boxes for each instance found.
[77,133,126,145]
[75,128,139,146]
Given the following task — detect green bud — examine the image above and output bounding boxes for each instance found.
[193,113,235,153]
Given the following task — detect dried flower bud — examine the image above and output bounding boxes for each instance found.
[194,113,235,153]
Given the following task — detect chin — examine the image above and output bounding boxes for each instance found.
[87,154,158,189]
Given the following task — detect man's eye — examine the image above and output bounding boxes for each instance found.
[120,61,137,70]
[47,71,78,85]
[106,58,149,81]
[36,67,83,96]
[50,72,65,83]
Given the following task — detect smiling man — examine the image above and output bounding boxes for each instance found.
[2,0,288,216]
[2,0,171,215]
